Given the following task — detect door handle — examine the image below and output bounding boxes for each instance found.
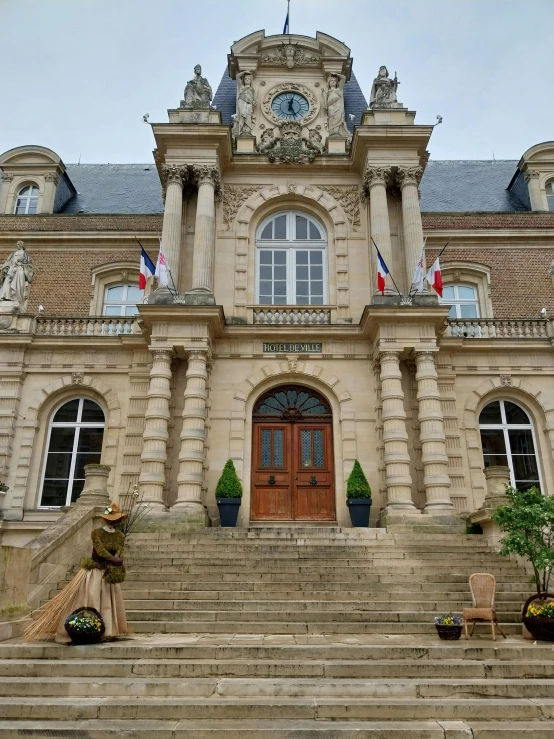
[268,475,276,485]
[309,476,317,485]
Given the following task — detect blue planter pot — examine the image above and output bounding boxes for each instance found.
[217,498,241,527]
[347,499,372,527]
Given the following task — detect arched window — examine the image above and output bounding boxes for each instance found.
[256,211,327,305]
[103,284,142,316]
[546,181,554,212]
[39,398,105,508]
[479,399,541,491]
[441,284,480,319]
[14,185,39,215]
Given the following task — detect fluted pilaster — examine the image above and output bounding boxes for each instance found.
[415,351,455,514]
[174,349,209,510]
[191,165,221,293]
[161,164,187,290]
[524,169,544,211]
[379,351,416,510]
[138,349,173,507]
[364,166,392,294]
[397,166,424,292]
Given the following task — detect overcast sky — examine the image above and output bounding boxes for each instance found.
[1,0,552,163]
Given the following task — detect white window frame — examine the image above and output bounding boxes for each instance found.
[440,283,480,319]
[547,181,554,212]
[14,184,40,215]
[103,283,143,317]
[39,398,105,509]
[479,399,542,491]
[255,211,328,305]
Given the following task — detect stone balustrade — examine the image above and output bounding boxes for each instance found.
[444,318,548,339]
[252,307,332,325]
[36,316,141,336]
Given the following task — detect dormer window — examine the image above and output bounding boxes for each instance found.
[14,185,39,214]
[547,181,554,212]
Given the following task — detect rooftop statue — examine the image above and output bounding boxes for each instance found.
[181,64,213,109]
[0,240,34,311]
[233,71,256,137]
[322,73,351,140]
[369,66,401,109]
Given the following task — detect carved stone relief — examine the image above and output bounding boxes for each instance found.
[319,185,361,228]
[222,185,264,229]
[265,121,318,164]
[261,42,319,68]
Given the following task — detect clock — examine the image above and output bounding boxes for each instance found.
[271,92,310,121]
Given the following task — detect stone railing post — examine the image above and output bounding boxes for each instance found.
[173,349,209,525]
[138,349,173,507]
[525,170,544,211]
[364,166,392,294]
[379,351,417,511]
[160,164,188,291]
[190,164,221,297]
[397,166,424,293]
[75,464,111,508]
[414,351,455,514]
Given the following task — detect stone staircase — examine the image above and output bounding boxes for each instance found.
[2,526,554,737]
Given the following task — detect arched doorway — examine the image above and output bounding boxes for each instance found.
[251,385,335,521]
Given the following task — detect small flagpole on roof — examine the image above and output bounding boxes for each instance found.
[283,0,290,34]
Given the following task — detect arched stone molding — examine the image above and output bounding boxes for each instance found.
[463,376,554,507]
[441,261,493,318]
[226,360,357,526]
[0,145,68,215]
[231,183,352,322]
[519,141,554,211]
[90,261,142,315]
[10,375,121,515]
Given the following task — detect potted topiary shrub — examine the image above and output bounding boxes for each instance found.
[492,485,554,641]
[215,459,243,527]
[346,460,372,527]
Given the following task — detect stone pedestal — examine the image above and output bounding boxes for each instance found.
[468,466,510,549]
[327,137,348,154]
[236,136,256,153]
[75,464,111,508]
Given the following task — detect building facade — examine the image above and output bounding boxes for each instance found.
[1,30,554,543]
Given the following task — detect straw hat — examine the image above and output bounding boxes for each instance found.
[100,503,127,523]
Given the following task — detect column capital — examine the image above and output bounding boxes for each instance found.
[1,172,14,182]
[396,166,423,189]
[379,349,401,360]
[192,164,221,195]
[414,349,438,362]
[363,166,391,190]
[524,169,540,182]
[161,163,188,186]
[185,347,211,361]
[151,348,174,363]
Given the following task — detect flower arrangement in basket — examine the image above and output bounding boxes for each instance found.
[434,613,463,640]
[0,481,8,493]
[523,599,554,642]
[64,606,105,644]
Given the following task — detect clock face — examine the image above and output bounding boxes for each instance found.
[271,92,310,121]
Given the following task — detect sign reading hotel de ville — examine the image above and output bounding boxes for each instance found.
[263,342,322,353]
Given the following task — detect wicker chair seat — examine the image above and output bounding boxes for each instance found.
[463,607,497,621]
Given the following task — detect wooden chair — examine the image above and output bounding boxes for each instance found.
[463,573,507,641]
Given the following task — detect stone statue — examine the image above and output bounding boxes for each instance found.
[181,64,212,109]
[303,128,324,155]
[257,128,277,154]
[369,66,401,109]
[234,71,256,137]
[0,240,34,310]
[322,73,351,139]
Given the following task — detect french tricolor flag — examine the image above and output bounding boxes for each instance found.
[139,246,155,290]
[426,256,443,297]
[376,250,390,295]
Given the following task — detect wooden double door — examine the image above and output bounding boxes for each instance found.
[251,421,335,521]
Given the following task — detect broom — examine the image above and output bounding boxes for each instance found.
[24,568,88,642]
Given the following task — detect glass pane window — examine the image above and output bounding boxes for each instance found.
[256,211,327,305]
[260,428,285,468]
[547,182,554,213]
[479,399,541,491]
[14,185,39,215]
[39,399,105,508]
[440,284,479,320]
[103,284,142,316]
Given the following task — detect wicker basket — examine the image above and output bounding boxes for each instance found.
[522,593,554,642]
[435,624,463,640]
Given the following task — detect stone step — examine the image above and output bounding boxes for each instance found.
[120,572,529,583]
[124,564,524,576]
[2,675,554,699]
[126,545,498,555]
[1,658,552,679]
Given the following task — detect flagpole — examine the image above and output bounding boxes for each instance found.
[436,239,451,260]
[288,0,290,33]
[371,238,402,297]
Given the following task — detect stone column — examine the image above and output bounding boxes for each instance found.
[190,165,221,295]
[525,170,544,211]
[173,349,209,525]
[138,349,173,507]
[161,164,187,291]
[397,167,424,292]
[364,166,392,294]
[414,351,455,514]
[379,351,417,511]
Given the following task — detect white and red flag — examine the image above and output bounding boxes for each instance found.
[411,239,426,293]
[426,256,443,297]
[139,246,155,290]
[155,240,169,287]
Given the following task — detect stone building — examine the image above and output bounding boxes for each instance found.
[1,29,554,544]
